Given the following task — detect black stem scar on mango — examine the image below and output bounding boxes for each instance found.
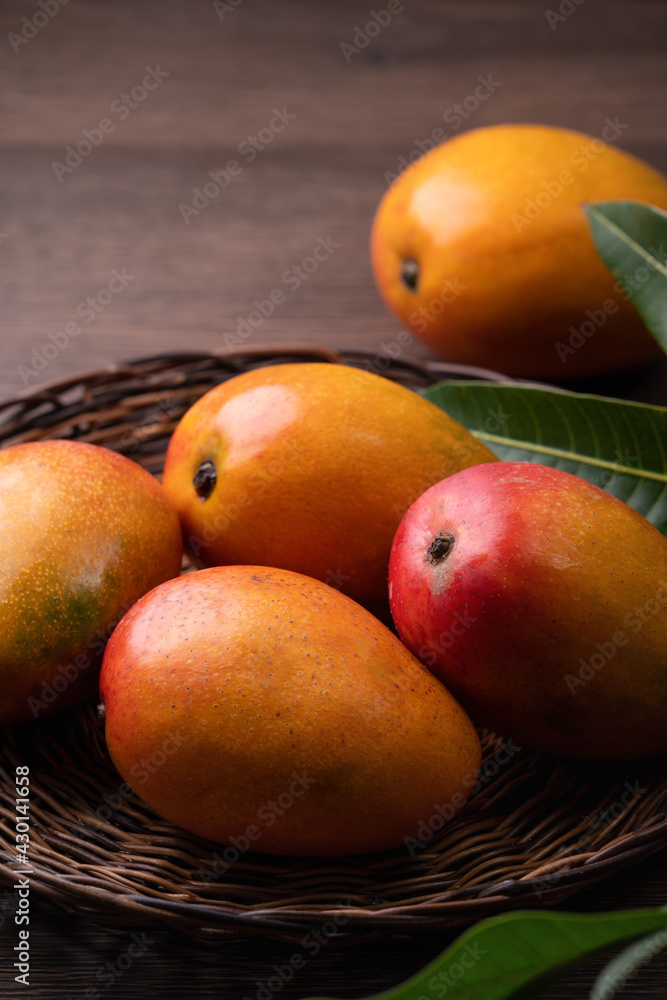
[427,532,455,563]
[400,258,420,292]
[193,458,217,500]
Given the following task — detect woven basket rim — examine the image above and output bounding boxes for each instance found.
[1,343,666,944]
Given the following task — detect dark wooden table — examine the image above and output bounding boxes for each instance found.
[1,1,667,996]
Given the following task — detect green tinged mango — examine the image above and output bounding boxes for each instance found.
[0,440,182,724]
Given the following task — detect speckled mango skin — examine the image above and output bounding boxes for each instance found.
[389,462,667,760]
[161,363,496,604]
[0,440,183,724]
[371,124,667,379]
[99,565,482,856]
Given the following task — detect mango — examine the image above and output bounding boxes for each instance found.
[99,565,482,855]
[388,461,667,760]
[161,362,496,603]
[0,440,183,724]
[371,124,667,378]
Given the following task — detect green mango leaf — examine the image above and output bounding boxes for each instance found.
[583,200,667,351]
[303,908,667,1000]
[589,925,667,1000]
[422,381,667,536]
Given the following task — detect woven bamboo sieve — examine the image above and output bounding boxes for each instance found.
[0,344,666,944]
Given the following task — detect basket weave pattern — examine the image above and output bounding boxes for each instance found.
[0,345,666,943]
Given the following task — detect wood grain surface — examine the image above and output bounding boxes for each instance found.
[1,0,667,997]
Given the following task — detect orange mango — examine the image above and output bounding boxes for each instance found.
[371,124,667,378]
[162,363,496,603]
[99,565,481,855]
[0,440,182,723]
